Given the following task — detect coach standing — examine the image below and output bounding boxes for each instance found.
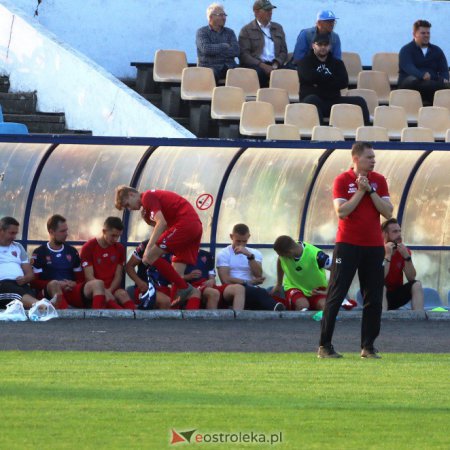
[318,142,393,359]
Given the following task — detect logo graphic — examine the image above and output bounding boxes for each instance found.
[11,251,17,257]
[196,193,214,211]
[66,254,72,262]
[171,429,197,445]
[336,258,342,264]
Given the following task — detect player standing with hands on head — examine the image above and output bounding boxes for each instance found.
[318,142,393,359]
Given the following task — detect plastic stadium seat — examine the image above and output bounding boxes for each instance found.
[180,67,216,101]
[225,68,260,99]
[342,52,363,85]
[357,70,391,104]
[266,124,300,140]
[311,125,344,141]
[211,86,245,120]
[347,88,378,122]
[400,127,434,142]
[389,89,423,124]
[0,122,28,134]
[446,129,450,143]
[355,126,389,142]
[239,101,275,137]
[270,69,300,102]
[423,287,443,310]
[329,103,364,138]
[256,88,290,121]
[284,103,320,139]
[373,105,408,140]
[418,106,450,141]
[433,89,450,111]
[372,52,399,85]
[153,50,188,83]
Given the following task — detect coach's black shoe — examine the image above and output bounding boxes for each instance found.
[274,302,286,312]
[361,347,382,359]
[175,283,195,308]
[317,345,343,359]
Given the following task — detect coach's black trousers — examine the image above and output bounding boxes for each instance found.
[320,243,384,350]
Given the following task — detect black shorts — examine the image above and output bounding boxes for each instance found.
[386,281,417,310]
[0,280,34,308]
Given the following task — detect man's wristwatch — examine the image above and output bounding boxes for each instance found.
[404,256,412,262]
[369,187,376,195]
[247,254,255,261]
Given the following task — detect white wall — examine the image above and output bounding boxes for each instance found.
[0,1,193,137]
[9,0,450,78]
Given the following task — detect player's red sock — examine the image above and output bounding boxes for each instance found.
[185,297,201,310]
[153,258,188,289]
[92,295,106,309]
[106,300,123,309]
[121,300,136,310]
[55,294,69,310]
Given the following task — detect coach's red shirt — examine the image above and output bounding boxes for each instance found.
[333,169,389,246]
[385,248,411,291]
[80,238,125,289]
[141,190,200,227]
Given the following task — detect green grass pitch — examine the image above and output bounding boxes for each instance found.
[0,352,449,449]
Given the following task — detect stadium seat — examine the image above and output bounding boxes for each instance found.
[446,129,450,143]
[433,89,450,111]
[153,50,188,83]
[347,88,378,123]
[329,103,364,139]
[284,103,320,139]
[311,125,345,141]
[389,89,423,124]
[226,68,260,99]
[355,126,389,142]
[269,69,300,102]
[357,70,391,104]
[266,124,300,140]
[418,106,450,141]
[180,67,216,101]
[423,287,443,310]
[342,52,363,85]
[256,88,290,121]
[239,101,275,137]
[211,86,245,120]
[400,127,434,142]
[0,122,28,134]
[373,105,408,140]
[372,52,399,85]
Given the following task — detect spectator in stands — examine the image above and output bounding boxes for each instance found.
[216,223,285,311]
[271,236,331,311]
[297,33,370,125]
[238,0,288,87]
[184,249,245,310]
[382,218,424,311]
[398,20,449,104]
[80,216,135,310]
[0,216,38,308]
[196,3,239,82]
[293,10,341,63]
[31,214,107,309]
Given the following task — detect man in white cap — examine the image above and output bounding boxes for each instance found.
[293,10,341,63]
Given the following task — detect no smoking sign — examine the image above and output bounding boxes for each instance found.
[196,193,214,210]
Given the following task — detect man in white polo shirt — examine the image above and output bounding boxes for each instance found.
[0,216,38,308]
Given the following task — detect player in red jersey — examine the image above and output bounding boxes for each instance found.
[318,142,393,359]
[115,186,203,305]
[80,216,135,310]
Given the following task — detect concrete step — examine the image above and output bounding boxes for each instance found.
[0,92,37,114]
[0,76,10,93]
[5,112,66,133]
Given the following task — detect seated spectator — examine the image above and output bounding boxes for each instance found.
[184,249,245,310]
[196,3,239,82]
[0,216,38,309]
[31,214,106,309]
[216,223,285,311]
[297,33,370,125]
[293,10,341,63]
[238,0,287,87]
[382,218,424,310]
[398,19,449,104]
[271,235,331,311]
[80,217,135,310]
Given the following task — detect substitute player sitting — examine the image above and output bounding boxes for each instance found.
[115,186,203,305]
[272,235,331,311]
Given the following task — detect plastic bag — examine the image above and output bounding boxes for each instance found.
[28,299,58,322]
[0,299,28,321]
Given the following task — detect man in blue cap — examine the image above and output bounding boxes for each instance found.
[293,10,341,63]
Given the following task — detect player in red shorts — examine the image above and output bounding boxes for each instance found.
[115,186,203,305]
[80,216,135,310]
